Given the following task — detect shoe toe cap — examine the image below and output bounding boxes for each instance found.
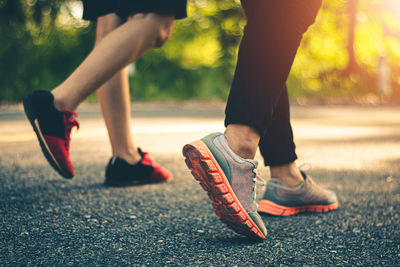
[325,189,338,204]
[151,166,172,182]
[45,136,75,178]
[248,212,267,239]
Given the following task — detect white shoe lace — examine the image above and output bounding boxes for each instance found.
[254,174,266,186]
[252,170,266,209]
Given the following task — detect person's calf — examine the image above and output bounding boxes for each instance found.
[52,13,174,112]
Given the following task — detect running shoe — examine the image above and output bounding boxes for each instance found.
[183,133,267,240]
[105,148,172,186]
[258,171,339,216]
[23,90,79,178]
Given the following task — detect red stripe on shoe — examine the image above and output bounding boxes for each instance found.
[140,150,172,182]
[44,135,74,178]
[258,199,339,216]
[150,165,172,182]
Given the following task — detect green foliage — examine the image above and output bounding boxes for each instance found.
[0,0,95,102]
[1,0,400,103]
[131,0,245,100]
[289,0,400,99]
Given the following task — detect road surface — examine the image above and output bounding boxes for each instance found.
[0,103,399,266]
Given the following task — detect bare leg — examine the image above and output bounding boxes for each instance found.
[95,14,140,165]
[51,13,174,111]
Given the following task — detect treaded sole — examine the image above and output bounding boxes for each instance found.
[22,95,72,179]
[183,141,266,240]
[258,199,339,216]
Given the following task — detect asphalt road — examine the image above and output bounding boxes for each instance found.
[0,103,399,266]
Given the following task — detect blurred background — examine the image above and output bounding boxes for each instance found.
[1,0,400,104]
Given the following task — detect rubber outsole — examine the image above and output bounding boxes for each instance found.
[22,96,72,179]
[258,199,339,216]
[183,141,266,240]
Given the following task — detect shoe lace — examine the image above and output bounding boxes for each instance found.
[252,168,266,209]
[62,110,79,151]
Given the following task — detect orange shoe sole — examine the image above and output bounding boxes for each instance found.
[258,199,339,216]
[183,140,266,240]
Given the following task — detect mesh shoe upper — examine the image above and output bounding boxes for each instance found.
[200,133,267,237]
[210,134,259,213]
[262,172,338,207]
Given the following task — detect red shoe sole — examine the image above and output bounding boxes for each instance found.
[258,199,339,216]
[183,140,266,240]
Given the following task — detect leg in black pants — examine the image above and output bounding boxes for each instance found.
[222,0,338,216]
[182,0,337,239]
[259,86,297,167]
[225,0,322,166]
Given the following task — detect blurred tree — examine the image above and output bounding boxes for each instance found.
[131,0,246,100]
[346,0,359,74]
[0,0,24,23]
[289,0,400,100]
[1,0,400,103]
[0,0,94,103]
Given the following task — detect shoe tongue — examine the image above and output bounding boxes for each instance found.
[248,158,258,168]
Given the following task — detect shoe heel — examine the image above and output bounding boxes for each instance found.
[22,95,37,126]
[23,94,73,179]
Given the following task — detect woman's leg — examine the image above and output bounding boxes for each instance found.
[23,12,175,179]
[224,0,322,160]
[51,13,174,111]
[258,87,303,187]
[94,14,140,164]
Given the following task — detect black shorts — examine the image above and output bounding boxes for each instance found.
[82,0,187,21]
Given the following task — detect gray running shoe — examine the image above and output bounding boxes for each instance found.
[258,171,338,216]
[183,133,267,240]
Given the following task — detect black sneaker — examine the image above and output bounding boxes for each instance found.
[104,148,172,186]
[23,90,79,178]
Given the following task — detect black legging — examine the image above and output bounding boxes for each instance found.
[225,0,322,166]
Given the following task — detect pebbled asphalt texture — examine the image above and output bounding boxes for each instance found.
[0,103,399,266]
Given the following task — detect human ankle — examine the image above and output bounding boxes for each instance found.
[53,98,66,111]
[52,93,77,112]
[51,88,79,111]
[270,162,304,188]
[224,124,260,159]
[115,149,141,165]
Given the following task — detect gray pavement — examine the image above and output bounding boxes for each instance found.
[0,103,399,266]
